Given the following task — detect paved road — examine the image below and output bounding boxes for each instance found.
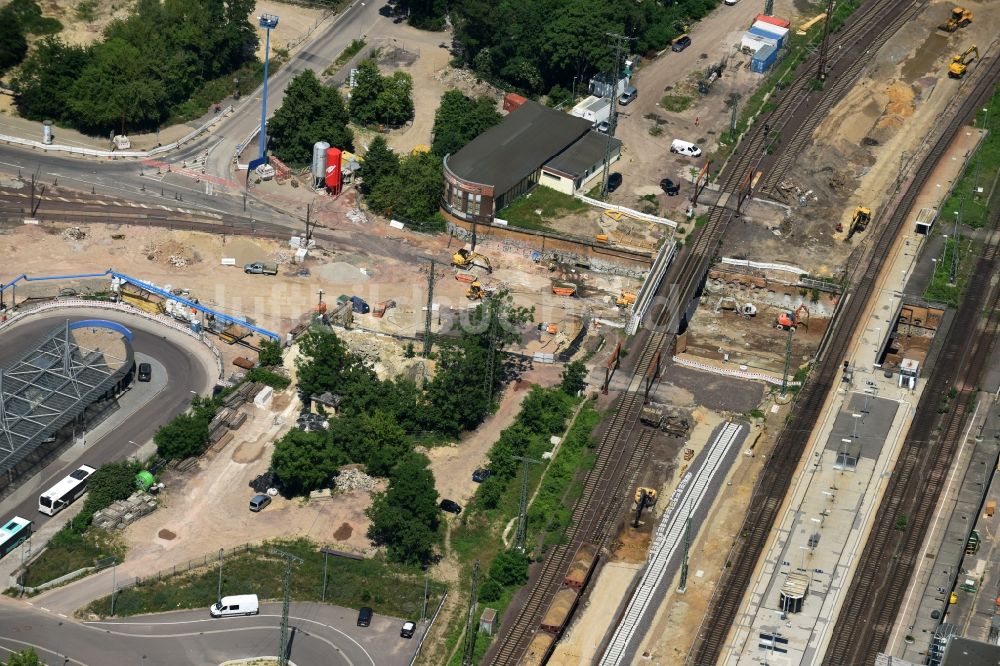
[0,0,387,226]
[0,600,423,665]
[0,312,213,533]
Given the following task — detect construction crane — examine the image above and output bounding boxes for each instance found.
[616,291,637,307]
[949,45,979,78]
[846,206,872,240]
[633,487,658,528]
[776,304,810,331]
[939,6,972,32]
[451,248,493,273]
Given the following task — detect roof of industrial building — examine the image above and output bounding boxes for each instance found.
[942,637,1000,665]
[543,130,621,178]
[446,100,593,195]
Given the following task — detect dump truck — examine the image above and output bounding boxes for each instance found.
[244,262,278,275]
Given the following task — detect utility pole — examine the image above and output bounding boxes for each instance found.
[816,0,836,81]
[764,0,774,15]
[305,203,313,245]
[780,326,794,395]
[600,32,631,196]
[461,561,481,666]
[678,515,692,593]
[423,259,436,357]
[217,548,224,604]
[483,296,503,404]
[513,456,543,551]
[726,93,741,142]
[270,547,304,666]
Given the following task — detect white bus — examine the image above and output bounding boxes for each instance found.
[38,465,96,516]
[0,517,32,558]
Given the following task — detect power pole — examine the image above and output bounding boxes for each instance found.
[271,547,304,666]
[764,0,774,15]
[483,296,502,403]
[600,32,631,196]
[726,93,741,142]
[781,326,794,395]
[304,202,313,245]
[461,561,481,666]
[423,259,436,357]
[678,515,692,593]
[949,206,961,284]
[513,456,543,551]
[817,0,836,80]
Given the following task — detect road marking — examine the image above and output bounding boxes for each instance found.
[0,636,90,665]
[39,607,50,613]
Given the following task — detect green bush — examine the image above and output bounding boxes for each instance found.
[245,367,291,390]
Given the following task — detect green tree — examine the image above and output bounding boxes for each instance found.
[349,59,384,126]
[154,412,211,459]
[69,458,143,532]
[560,360,587,395]
[367,452,439,564]
[271,429,346,495]
[0,18,27,73]
[3,648,44,666]
[368,151,444,225]
[11,38,89,122]
[519,386,571,435]
[358,135,400,195]
[295,328,358,398]
[431,90,502,156]
[399,0,447,30]
[257,339,284,367]
[489,549,529,586]
[268,69,353,165]
[375,71,414,127]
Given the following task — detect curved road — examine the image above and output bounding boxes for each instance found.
[0,0,387,225]
[0,601,419,665]
[0,311,213,528]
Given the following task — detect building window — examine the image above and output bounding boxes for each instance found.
[470,194,481,216]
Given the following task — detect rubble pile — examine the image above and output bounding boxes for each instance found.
[335,467,377,492]
[92,492,158,530]
[62,227,86,240]
[346,209,367,225]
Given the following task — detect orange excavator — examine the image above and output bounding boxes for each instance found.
[777,304,810,331]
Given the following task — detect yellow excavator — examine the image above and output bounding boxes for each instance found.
[451,248,493,273]
[949,45,979,78]
[846,206,872,240]
[466,281,496,300]
[616,291,637,307]
[939,6,972,32]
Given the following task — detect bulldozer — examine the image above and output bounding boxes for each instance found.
[616,291,637,307]
[451,248,493,273]
[776,304,810,331]
[466,281,496,300]
[846,206,872,240]
[949,45,979,78]
[939,6,972,32]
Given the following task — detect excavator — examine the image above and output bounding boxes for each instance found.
[616,291,637,307]
[777,304,810,331]
[466,281,497,300]
[451,248,493,273]
[949,45,979,78]
[633,487,658,528]
[846,206,872,240]
[939,6,972,32]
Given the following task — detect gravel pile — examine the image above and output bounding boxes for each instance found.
[335,467,376,492]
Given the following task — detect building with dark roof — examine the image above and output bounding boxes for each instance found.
[940,636,1000,666]
[441,100,621,225]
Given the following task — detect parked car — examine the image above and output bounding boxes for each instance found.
[671,35,692,52]
[607,172,623,193]
[659,179,680,196]
[357,607,373,627]
[249,494,271,512]
[439,499,462,514]
[210,594,259,618]
[378,4,392,16]
[595,120,611,134]
[243,262,277,275]
[472,468,492,483]
[137,362,152,382]
[401,621,416,639]
[618,85,638,105]
[670,139,703,157]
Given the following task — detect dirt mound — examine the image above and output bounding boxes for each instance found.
[333,523,353,540]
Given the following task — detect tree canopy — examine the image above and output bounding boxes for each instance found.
[366,451,439,565]
[153,395,218,460]
[349,59,414,128]
[2,648,44,666]
[268,69,354,166]
[430,89,502,157]
[0,0,63,75]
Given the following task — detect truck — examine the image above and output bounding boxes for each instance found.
[350,296,370,314]
[243,262,278,275]
[571,95,611,126]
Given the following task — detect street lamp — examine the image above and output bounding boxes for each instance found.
[255,14,280,169]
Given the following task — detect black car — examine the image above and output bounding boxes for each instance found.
[659,178,680,196]
[439,499,462,514]
[137,362,152,382]
[358,607,373,627]
[400,621,416,639]
[607,172,623,193]
[671,35,692,52]
[378,4,392,16]
[472,468,492,483]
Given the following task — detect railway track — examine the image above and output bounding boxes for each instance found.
[686,19,1000,666]
[821,71,1000,666]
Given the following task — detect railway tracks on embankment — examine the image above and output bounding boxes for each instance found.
[488,0,938,663]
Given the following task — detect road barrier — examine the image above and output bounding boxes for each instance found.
[672,354,799,387]
[574,192,679,228]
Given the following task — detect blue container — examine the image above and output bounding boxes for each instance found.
[191,321,202,333]
[748,25,785,50]
[752,44,778,73]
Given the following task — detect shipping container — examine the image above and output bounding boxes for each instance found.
[503,93,527,113]
[755,14,791,29]
[741,33,778,54]
[750,22,788,49]
[752,44,778,73]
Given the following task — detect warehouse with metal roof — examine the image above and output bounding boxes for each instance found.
[441,99,621,224]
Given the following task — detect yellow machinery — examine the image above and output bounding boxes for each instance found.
[466,281,496,300]
[632,487,658,528]
[616,291,637,307]
[939,6,972,32]
[451,248,493,273]
[846,206,872,240]
[949,45,979,78]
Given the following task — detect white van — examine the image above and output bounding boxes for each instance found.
[210,594,259,618]
[670,139,702,157]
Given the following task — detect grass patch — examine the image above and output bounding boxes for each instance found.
[74,0,97,21]
[923,236,978,307]
[325,38,367,76]
[940,86,1000,229]
[21,528,123,588]
[83,538,444,620]
[167,61,267,126]
[661,93,694,113]
[501,187,590,231]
